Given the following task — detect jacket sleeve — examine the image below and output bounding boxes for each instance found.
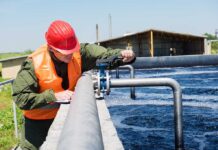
[80,43,134,72]
[12,58,56,110]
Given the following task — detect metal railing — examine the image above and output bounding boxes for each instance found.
[133,55,218,69]
[0,79,18,138]
[109,78,184,150]
[115,65,136,99]
[57,72,104,150]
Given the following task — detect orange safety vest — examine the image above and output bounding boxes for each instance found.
[24,45,81,120]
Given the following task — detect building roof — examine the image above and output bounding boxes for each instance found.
[97,28,206,43]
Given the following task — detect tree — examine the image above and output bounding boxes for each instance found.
[24,49,33,54]
[204,33,217,40]
[204,33,218,54]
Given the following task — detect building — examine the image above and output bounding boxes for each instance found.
[0,55,27,79]
[97,29,206,57]
[0,29,207,79]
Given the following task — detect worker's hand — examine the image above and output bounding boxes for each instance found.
[54,90,74,102]
[120,50,135,63]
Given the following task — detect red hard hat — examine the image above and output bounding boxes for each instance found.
[45,20,80,55]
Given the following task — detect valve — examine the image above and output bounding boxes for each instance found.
[95,56,123,96]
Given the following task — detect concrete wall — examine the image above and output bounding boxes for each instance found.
[1,56,27,79]
[205,40,211,55]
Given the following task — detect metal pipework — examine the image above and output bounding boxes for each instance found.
[0,79,14,85]
[133,55,218,69]
[0,79,18,138]
[58,72,104,150]
[110,78,184,150]
[115,65,136,99]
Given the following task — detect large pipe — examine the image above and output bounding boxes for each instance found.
[110,78,184,150]
[115,65,136,99]
[133,55,218,69]
[58,72,104,150]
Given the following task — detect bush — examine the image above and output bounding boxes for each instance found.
[211,41,218,54]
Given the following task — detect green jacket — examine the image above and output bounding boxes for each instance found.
[12,43,132,110]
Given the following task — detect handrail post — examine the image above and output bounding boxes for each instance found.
[116,65,136,99]
[11,86,18,138]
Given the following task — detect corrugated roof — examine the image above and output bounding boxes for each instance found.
[97,28,206,43]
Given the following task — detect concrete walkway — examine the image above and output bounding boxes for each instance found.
[40,100,124,150]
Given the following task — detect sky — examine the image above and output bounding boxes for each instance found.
[0,0,217,53]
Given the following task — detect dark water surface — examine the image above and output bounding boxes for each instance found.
[105,66,218,150]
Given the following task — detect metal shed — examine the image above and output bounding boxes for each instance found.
[97,29,206,57]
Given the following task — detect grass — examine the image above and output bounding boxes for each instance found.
[0,77,22,150]
[0,50,32,60]
[0,51,32,149]
[0,63,2,77]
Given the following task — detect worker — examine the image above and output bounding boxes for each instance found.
[12,20,135,150]
[170,48,176,56]
[170,48,174,56]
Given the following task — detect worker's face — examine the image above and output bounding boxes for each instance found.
[52,50,73,63]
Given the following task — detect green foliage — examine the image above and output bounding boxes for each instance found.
[23,49,33,55]
[0,64,2,77]
[211,41,218,54]
[0,53,23,60]
[0,50,33,60]
[204,33,218,40]
[0,77,5,82]
[212,41,218,49]
[204,33,218,54]
[0,83,22,150]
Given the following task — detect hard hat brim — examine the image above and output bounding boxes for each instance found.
[49,37,80,55]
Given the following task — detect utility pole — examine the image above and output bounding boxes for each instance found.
[96,24,99,42]
[109,14,112,38]
[215,29,218,38]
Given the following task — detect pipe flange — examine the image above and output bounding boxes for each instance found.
[106,71,110,95]
[97,72,101,95]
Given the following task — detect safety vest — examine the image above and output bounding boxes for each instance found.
[24,45,81,120]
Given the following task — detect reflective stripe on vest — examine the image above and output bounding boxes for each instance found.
[24,44,81,120]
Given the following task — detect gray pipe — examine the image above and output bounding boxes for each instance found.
[115,65,136,99]
[133,55,218,69]
[119,65,136,99]
[116,68,119,78]
[110,78,184,150]
[57,72,104,150]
